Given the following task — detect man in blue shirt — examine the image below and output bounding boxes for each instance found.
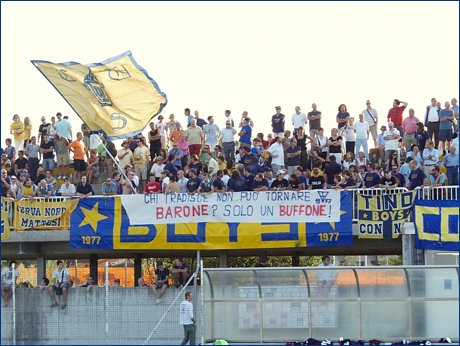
[391,164,406,188]
[212,170,227,193]
[186,169,201,195]
[451,98,459,133]
[238,118,252,147]
[363,164,380,188]
[251,173,269,191]
[271,106,285,137]
[408,159,427,192]
[286,138,301,175]
[439,101,455,156]
[443,146,459,186]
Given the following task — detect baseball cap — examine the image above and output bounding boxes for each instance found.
[157,156,164,161]
[275,106,281,109]
[162,170,170,175]
[189,168,197,174]
[20,172,28,178]
[276,169,287,176]
[175,122,181,126]
[10,175,17,180]
[380,125,387,130]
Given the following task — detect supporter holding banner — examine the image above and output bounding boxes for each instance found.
[414,199,459,251]
[357,191,415,239]
[32,51,167,140]
[70,192,353,250]
[1,199,11,241]
[13,198,78,231]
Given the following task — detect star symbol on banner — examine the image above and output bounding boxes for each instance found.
[363,213,368,219]
[314,210,347,230]
[79,202,108,233]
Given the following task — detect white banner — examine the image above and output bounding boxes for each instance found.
[119,190,340,225]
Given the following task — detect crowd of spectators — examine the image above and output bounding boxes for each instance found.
[2,98,458,202]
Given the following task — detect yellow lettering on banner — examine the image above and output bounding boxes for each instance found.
[441,208,459,242]
[358,221,383,239]
[415,207,440,242]
[128,226,151,236]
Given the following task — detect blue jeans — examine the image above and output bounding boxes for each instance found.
[446,167,459,186]
[355,138,369,159]
[42,158,55,173]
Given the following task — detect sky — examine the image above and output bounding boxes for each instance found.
[1,1,459,148]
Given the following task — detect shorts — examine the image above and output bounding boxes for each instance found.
[440,129,453,141]
[2,284,12,291]
[57,153,70,166]
[155,282,169,289]
[135,165,148,180]
[74,159,87,172]
[51,283,71,294]
[369,125,377,140]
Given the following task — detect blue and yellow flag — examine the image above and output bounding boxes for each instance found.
[1,199,11,241]
[357,191,415,239]
[31,51,167,140]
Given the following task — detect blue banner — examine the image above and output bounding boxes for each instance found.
[70,192,353,250]
[413,199,459,251]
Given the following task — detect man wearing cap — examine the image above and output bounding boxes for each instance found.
[24,136,40,178]
[272,106,285,137]
[155,115,167,149]
[203,116,220,151]
[186,169,201,195]
[152,261,170,304]
[291,106,307,136]
[185,119,203,157]
[270,169,289,190]
[266,136,285,174]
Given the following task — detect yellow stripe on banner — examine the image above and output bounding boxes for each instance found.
[441,207,459,242]
[415,206,440,242]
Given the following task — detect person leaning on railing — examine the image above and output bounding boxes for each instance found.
[58,177,76,197]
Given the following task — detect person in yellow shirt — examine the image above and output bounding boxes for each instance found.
[10,114,24,151]
[133,137,150,192]
[23,117,33,148]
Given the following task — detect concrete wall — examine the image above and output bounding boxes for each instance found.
[1,286,202,345]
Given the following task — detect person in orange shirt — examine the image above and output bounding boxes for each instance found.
[169,122,183,146]
[68,132,87,184]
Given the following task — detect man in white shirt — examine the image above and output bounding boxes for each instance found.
[179,291,196,345]
[206,152,219,176]
[267,136,285,174]
[203,116,220,151]
[219,121,237,162]
[383,122,400,162]
[316,255,337,297]
[155,115,167,149]
[1,260,19,307]
[422,140,439,184]
[150,156,165,182]
[354,114,370,159]
[291,106,307,135]
[48,260,71,309]
[424,98,441,149]
[59,177,76,196]
[362,100,378,148]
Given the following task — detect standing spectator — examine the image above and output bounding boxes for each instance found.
[23,117,33,148]
[177,132,190,168]
[152,261,170,305]
[439,101,455,156]
[224,109,234,128]
[194,110,207,129]
[1,260,19,307]
[443,146,459,186]
[402,109,420,154]
[76,175,94,198]
[80,124,91,159]
[344,117,356,155]
[120,170,137,194]
[53,133,70,180]
[281,130,292,167]
[203,116,220,151]
[408,159,427,191]
[354,114,370,159]
[415,122,430,152]
[362,100,379,148]
[38,116,50,146]
[133,138,149,192]
[271,106,285,137]
[184,108,194,128]
[179,292,196,345]
[40,134,55,174]
[239,111,254,129]
[185,119,203,157]
[286,138,301,175]
[170,122,184,148]
[327,128,343,165]
[24,136,40,178]
[219,120,237,163]
[238,118,252,147]
[314,127,328,161]
[155,115,167,149]
[169,143,184,170]
[291,106,307,136]
[267,136,285,173]
[166,114,178,143]
[68,132,87,184]
[172,257,189,288]
[117,140,133,170]
[451,98,459,134]
[48,260,71,309]
[47,116,57,145]
[307,103,322,140]
[59,177,76,197]
[101,134,116,178]
[4,139,16,166]
[10,114,24,152]
[55,113,72,141]
[422,141,438,184]
[387,99,408,145]
[336,104,350,133]
[383,122,400,163]
[423,98,441,149]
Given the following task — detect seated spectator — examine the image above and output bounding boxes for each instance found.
[168,142,184,170]
[391,164,406,188]
[9,175,20,198]
[137,277,149,288]
[288,173,301,191]
[20,178,36,200]
[165,174,182,193]
[339,170,357,191]
[295,167,307,190]
[144,174,161,194]
[308,168,326,190]
[33,167,46,186]
[86,150,99,184]
[59,177,76,196]
[110,278,121,288]
[252,173,269,191]
[48,260,71,309]
[271,169,289,191]
[124,165,139,188]
[44,170,57,191]
[78,276,97,292]
[37,277,50,291]
[172,257,189,288]
[206,152,219,176]
[160,170,171,193]
[243,168,255,191]
[216,156,226,171]
[189,155,203,176]
[121,171,138,194]
[37,179,55,198]
[152,261,170,304]
[198,173,214,196]
[362,164,380,189]
[406,144,423,167]
[102,177,118,196]
[164,154,178,177]
[429,165,446,188]
[76,175,94,198]
[331,174,343,190]
[369,149,382,166]
[186,169,201,195]
[379,170,398,189]
[408,159,427,191]
[150,156,165,182]
[212,170,227,193]
[227,169,246,192]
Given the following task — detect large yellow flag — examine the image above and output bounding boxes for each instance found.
[32,51,167,140]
